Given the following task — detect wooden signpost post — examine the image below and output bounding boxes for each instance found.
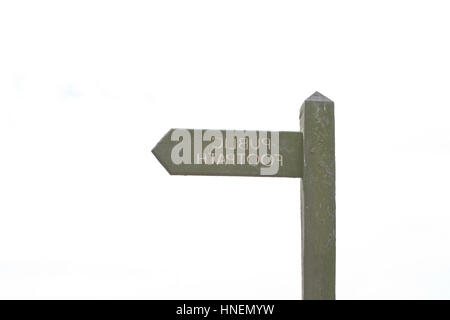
[153,91,336,300]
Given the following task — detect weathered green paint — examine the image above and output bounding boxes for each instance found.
[300,92,336,300]
[152,129,303,178]
[152,92,336,300]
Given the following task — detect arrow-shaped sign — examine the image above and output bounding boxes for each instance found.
[152,129,302,177]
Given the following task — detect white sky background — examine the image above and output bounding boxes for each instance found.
[1,1,450,299]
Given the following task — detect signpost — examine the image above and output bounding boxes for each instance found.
[152,92,336,300]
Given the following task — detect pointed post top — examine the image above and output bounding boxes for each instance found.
[305,91,333,103]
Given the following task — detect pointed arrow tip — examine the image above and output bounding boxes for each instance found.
[151,145,158,159]
[152,131,174,175]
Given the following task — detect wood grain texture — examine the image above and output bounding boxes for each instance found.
[300,92,336,300]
